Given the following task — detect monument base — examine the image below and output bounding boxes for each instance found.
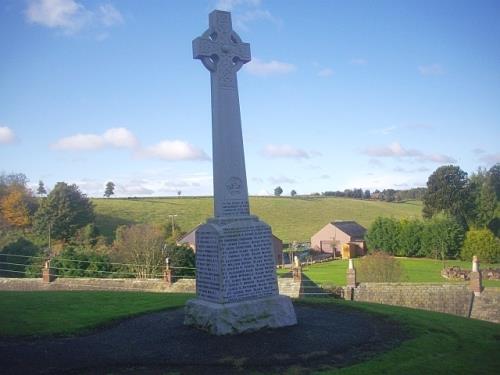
[184,295,297,335]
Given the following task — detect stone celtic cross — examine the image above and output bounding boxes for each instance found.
[185,10,297,335]
[193,10,251,218]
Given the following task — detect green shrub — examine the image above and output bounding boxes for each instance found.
[0,238,41,277]
[460,229,500,263]
[357,251,403,282]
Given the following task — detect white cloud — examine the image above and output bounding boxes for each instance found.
[102,128,138,148]
[144,140,209,161]
[418,63,444,76]
[245,58,296,76]
[25,0,123,34]
[363,142,456,163]
[97,4,123,27]
[351,58,367,65]
[317,68,333,77]
[52,127,137,151]
[0,126,16,144]
[235,9,282,30]
[262,144,309,159]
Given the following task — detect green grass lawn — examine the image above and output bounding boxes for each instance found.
[303,298,500,374]
[0,292,498,374]
[279,257,500,288]
[0,291,192,336]
[93,196,422,242]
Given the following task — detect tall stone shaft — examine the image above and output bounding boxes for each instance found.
[185,10,297,336]
[193,10,251,218]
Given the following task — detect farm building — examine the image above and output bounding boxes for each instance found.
[177,226,284,265]
[310,221,367,259]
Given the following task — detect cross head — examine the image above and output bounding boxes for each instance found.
[193,10,251,88]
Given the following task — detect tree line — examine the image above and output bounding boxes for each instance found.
[0,173,194,279]
[366,164,500,263]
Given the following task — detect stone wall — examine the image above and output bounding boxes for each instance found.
[0,277,300,298]
[350,282,473,317]
[470,288,500,323]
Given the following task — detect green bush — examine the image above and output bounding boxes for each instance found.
[357,251,403,282]
[421,217,465,260]
[460,229,500,264]
[0,238,41,277]
[51,246,113,277]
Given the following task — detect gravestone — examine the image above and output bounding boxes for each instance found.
[184,10,297,335]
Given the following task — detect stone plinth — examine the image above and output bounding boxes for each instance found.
[185,294,296,335]
[184,215,296,334]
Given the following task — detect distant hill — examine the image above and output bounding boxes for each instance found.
[93,196,422,243]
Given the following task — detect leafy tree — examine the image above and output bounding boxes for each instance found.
[104,181,115,198]
[290,189,297,197]
[113,224,165,278]
[423,165,472,226]
[0,173,29,197]
[489,163,500,200]
[163,244,195,277]
[398,219,424,257]
[421,216,465,260]
[363,189,371,199]
[274,186,283,197]
[365,217,400,255]
[37,181,47,197]
[357,251,403,282]
[460,229,500,264]
[177,190,182,197]
[33,182,95,241]
[0,188,33,228]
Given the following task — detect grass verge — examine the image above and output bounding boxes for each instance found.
[0,291,192,337]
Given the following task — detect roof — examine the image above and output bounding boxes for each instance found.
[331,221,366,241]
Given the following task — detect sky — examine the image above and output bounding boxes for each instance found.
[1,0,499,197]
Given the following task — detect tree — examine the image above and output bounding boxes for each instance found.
[33,182,95,241]
[0,188,33,228]
[423,165,472,226]
[290,189,297,197]
[274,186,283,197]
[104,181,115,198]
[177,190,182,197]
[37,181,47,197]
[460,229,500,264]
[113,224,165,278]
[488,163,500,200]
[363,189,371,199]
[163,244,195,277]
[398,219,424,257]
[365,217,400,255]
[421,216,465,261]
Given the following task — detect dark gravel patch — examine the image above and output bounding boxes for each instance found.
[0,302,408,374]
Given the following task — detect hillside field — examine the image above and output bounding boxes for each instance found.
[93,196,422,243]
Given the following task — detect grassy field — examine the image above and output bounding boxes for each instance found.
[0,291,191,336]
[279,257,500,288]
[0,292,498,374]
[93,196,422,242]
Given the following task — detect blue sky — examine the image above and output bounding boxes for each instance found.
[1,0,499,197]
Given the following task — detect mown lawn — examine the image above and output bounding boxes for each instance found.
[279,257,500,288]
[304,298,500,374]
[0,292,498,374]
[0,291,192,336]
[93,196,422,242]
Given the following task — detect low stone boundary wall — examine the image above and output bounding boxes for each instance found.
[0,277,301,298]
[347,282,499,323]
[350,282,472,317]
